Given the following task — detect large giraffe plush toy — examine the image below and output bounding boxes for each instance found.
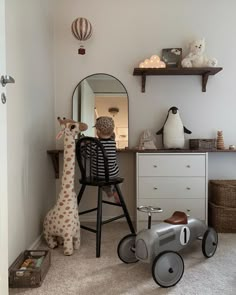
[44,117,88,255]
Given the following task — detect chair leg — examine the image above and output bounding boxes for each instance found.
[96,187,103,257]
[77,184,86,206]
[115,184,135,234]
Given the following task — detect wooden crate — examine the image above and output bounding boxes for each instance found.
[9,250,51,288]
[189,139,216,150]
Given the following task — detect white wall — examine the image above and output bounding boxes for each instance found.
[6,0,56,264]
[53,0,236,180]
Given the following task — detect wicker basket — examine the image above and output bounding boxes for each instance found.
[209,202,236,233]
[9,250,51,288]
[189,139,216,150]
[209,180,236,208]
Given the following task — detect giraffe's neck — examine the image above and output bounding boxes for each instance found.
[59,133,76,201]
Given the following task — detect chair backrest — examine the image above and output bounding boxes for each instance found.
[76,136,110,183]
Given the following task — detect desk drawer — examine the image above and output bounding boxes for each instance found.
[138,177,205,198]
[138,154,206,176]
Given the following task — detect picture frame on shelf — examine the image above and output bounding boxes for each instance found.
[162,48,182,68]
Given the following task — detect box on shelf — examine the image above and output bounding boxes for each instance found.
[189,139,216,150]
[9,250,51,288]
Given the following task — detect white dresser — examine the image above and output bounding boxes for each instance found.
[136,153,208,231]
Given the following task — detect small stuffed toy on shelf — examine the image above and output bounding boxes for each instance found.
[139,129,157,150]
[181,38,218,68]
[156,106,192,149]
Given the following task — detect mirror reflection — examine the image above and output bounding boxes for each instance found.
[72,73,129,149]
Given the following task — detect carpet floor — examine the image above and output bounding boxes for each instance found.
[9,223,236,295]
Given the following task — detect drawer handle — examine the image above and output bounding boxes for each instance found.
[186,187,191,190]
[153,165,157,168]
[153,187,158,190]
[186,165,191,168]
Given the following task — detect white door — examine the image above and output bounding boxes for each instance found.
[0,0,8,293]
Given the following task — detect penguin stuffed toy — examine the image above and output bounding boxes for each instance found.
[156,106,192,149]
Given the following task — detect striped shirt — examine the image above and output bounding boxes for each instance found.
[92,138,119,179]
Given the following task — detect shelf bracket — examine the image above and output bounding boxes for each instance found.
[47,151,60,178]
[202,72,210,92]
[141,73,146,93]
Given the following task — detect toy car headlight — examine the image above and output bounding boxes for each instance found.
[135,239,148,260]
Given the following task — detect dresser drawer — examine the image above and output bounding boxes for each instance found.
[138,154,206,176]
[138,177,205,198]
[137,198,206,224]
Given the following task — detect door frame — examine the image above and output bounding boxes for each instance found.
[0,0,9,293]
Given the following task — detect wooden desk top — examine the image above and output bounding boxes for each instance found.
[47,148,236,178]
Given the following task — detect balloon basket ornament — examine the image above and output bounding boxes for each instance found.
[78,46,86,55]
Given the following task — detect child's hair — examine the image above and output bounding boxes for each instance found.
[94,116,115,137]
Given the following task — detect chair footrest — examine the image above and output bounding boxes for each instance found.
[79,207,97,215]
[102,200,121,207]
[102,214,125,225]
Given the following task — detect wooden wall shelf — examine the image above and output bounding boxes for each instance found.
[133,67,223,92]
[48,147,235,178]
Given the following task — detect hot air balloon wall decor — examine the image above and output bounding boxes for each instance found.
[71,17,93,55]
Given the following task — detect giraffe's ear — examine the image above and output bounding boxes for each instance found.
[56,130,64,140]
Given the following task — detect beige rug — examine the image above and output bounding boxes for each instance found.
[9,223,236,295]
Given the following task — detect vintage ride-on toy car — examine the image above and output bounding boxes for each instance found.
[117,206,218,288]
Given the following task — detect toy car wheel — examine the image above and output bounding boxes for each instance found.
[152,251,184,288]
[202,227,218,258]
[117,234,138,264]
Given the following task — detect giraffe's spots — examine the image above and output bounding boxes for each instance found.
[59,215,64,219]
[66,184,70,189]
[65,219,70,223]
[65,206,70,210]
[66,171,71,175]
[67,145,72,149]
[64,194,69,198]
[65,233,69,237]
[66,158,72,162]
[59,202,64,206]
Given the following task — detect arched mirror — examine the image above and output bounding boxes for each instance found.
[72,73,129,149]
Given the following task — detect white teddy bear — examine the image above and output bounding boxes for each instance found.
[181,38,218,68]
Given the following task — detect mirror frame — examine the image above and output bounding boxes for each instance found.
[72,73,129,148]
